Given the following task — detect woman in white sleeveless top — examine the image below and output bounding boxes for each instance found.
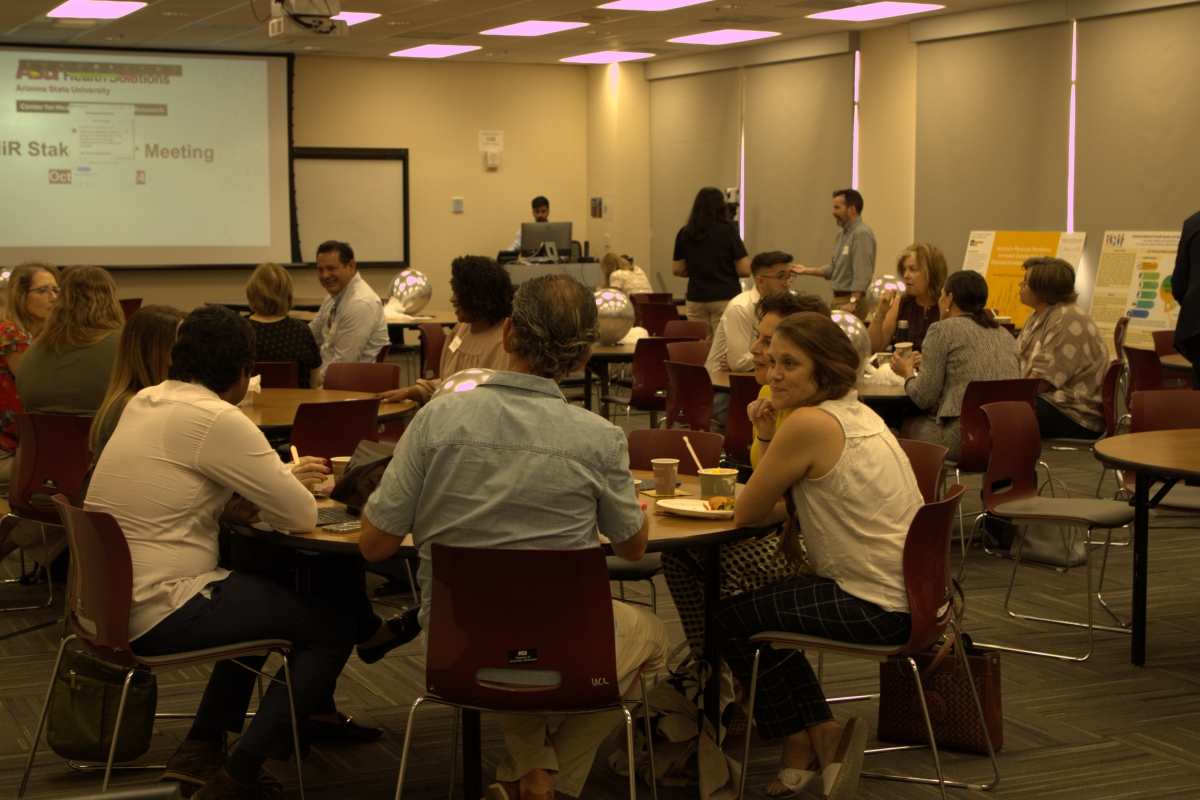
[717,312,924,800]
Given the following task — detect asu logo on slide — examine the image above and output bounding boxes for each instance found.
[49,169,71,184]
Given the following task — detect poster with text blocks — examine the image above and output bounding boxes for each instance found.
[963,231,1087,328]
[1089,231,1181,351]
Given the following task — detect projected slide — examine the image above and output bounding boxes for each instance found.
[0,50,272,249]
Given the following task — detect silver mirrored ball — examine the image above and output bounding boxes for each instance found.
[388,269,432,314]
[594,289,634,345]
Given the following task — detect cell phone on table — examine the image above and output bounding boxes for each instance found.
[322,520,361,533]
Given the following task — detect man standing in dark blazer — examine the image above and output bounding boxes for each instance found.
[1172,210,1200,389]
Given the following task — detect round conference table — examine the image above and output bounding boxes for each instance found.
[239,388,415,435]
[708,369,911,402]
[1092,429,1200,666]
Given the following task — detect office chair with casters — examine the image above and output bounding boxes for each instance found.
[662,320,709,341]
[663,361,715,432]
[19,498,305,799]
[252,361,300,389]
[323,362,402,393]
[738,484,999,800]
[290,399,380,462]
[393,544,658,800]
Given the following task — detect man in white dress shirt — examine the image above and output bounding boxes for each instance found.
[510,195,550,252]
[309,240,390,382]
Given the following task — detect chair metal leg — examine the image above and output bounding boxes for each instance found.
[619,581,626,601]
[737,646,762,800]
[638,673,657,800]
[1,520,56,614]
[910,657,948,800]
[649,581,657,616]
[102,669,137,792]
[404,560,419,606]
[394,696,427,800]
[622,706,638,800]
[447,708,460,800]
[955,514,986,583]
[19,635,73,797]
[1096,528,1130,628]
[281,654,306,800]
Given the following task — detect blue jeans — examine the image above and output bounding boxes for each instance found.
[131,572,354,761]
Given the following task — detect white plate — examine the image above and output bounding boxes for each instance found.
[657,498,734,519]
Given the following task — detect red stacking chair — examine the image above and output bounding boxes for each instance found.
[18,498,304,797]
[640,303,681,337]
[118,298,142,320]
[602,337,689,428]
[627,428,723,475]
[724,374,760,466]
[898,439,949,504]
[738,484,999,799]
[1112,316,1130,361]
[419,323,447,379]
[323,362,401,393]
[1042,361,1124,499]
[1122,346,1169,399]
[1150,330,1191,390]
[393,544,658,800]
[252,361,300,389]
[289,399,380,462]
[663,361,715,432]
[374,343,391,363]
[0,414,94,626]
[666,340,711,366]
[662,320,709,340]
[630,292,673,328]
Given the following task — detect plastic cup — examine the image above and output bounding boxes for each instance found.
[698,468,738,499]
[650,458,679,496]
[330,456,352,480]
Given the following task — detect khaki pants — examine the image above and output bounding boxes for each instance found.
[832,293,868,321]
[494,600,670,797]
[685,300,730,340]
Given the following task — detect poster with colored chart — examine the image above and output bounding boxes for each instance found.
[1089,231,1181,351]
[962,231,1087,328]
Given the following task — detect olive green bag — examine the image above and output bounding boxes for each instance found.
[46,648,157,762]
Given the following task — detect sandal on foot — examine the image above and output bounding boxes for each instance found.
[771,759,820,796]
[483,780,518,800]
[520,782,554,800]
[821,717,868,800]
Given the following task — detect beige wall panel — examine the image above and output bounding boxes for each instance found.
[914,23,1072,273]
[649,70,742,295]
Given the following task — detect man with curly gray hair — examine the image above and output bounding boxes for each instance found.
[358,274,669,800]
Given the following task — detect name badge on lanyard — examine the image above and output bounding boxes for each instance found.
[842,245,850,256]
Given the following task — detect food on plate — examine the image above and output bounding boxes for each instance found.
[707,496,735,511]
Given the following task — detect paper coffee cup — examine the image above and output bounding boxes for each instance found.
[698,467,737,499]
[650,458,679,496]
[895,342,914,358]
[330,456,351,480]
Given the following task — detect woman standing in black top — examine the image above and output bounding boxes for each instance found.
[672,186,751,337]
[245,262,323,388]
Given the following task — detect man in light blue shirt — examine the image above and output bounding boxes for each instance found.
[309,240,390,382]
[359,274,668,800]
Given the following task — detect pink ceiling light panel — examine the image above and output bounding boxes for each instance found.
[670,29,779,45]
[807,2,943,22]
[47,0,146,18]
[390,45,481,58]
[599,0,711,11]
[560,51,655,64]
[482,21,588,36]
[332,12,380,25]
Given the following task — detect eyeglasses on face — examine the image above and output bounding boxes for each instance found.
[30,286,59,297]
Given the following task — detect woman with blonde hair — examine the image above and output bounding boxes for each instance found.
[16,266,124,415]
[716,312,923,799]
[89,305,188,456]
[245,262,322,388]
[600,253,652,296]
[867,243,948,360]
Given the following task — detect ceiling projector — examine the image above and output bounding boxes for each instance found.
[269,0,349,37]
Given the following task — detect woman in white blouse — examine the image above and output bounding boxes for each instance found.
[720,312,924,800]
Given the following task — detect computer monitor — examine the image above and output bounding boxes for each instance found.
[521,222,572,257]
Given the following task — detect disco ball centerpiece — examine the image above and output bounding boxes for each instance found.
[388,269,432,315]
[830,311,871,376]
[430,368,496,402]
[594,289,634,345]
[865,274,906,312]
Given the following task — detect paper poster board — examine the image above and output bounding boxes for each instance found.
[963,231,1087,327]
[1088,231,1181,351]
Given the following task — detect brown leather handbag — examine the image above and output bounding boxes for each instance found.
[876,584,1003,755]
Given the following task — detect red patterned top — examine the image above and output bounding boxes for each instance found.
[0,320,32,453]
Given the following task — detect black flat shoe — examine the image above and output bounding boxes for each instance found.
[357,607,421,664]
[308,713,384,742]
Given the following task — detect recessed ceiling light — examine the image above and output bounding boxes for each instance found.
[807,2,942,21]
[481,21,588,36]
[599,0,711,10]
[47,0,146,19]
[332,12,380,25]
[561,50,654,63]
[669,28,778,44]
[390,44,481,58]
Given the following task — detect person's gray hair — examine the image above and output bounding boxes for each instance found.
[509,274,600,381]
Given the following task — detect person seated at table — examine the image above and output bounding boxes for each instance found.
[867,242,947,362]
[600,253,652,297]
[84,305,354,800]
[246,262,323,388]
[358,274,669,800]
[890,270,1020,460]
[16,266,123,415]
[376,255,515,404]
[706,251,795,375]
[310,240,390,382]
[1016,257,1110,439]
[716,311,924,799]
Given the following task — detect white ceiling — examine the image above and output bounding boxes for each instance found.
[1,0,1034,64]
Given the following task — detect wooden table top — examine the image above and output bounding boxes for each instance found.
[236,470,766,556]
[589,343,637,361]
[1162,353,1191,371]
[1093,429,1200,481]
[239,388,415,428]
[287,309,459,329]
